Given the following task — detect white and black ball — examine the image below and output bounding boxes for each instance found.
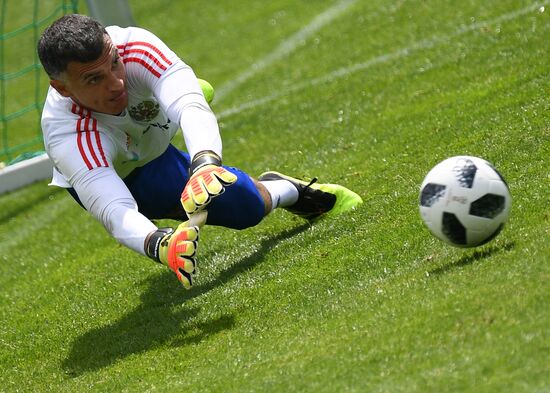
[419,156,511,247]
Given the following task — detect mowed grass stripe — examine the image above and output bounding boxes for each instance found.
[0,192,71,253]
[218,0,550,119]
[215,0,359,101]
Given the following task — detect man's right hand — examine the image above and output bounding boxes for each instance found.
[145,222,200,289]
[180,150,237,215]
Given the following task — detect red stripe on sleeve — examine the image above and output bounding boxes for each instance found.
[123,41,173,65]
[84,118,102,167]
[76,117,82,133]
[123,57,162,77]
[73,106,108,170]
[77,131,93,170]
[120,48,168,70]
[93,118,109,167]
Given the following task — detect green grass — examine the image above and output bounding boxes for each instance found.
[1,0,549,391]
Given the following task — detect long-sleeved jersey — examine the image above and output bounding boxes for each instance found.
[41,26,221,255]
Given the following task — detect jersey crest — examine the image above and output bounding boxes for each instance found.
[129,100,160,122]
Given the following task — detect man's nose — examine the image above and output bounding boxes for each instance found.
[107,72,124,90]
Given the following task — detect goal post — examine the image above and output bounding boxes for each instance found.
[0,0,134,195]
[85,0,135,27]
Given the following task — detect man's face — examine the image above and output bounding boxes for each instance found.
[51,36,128,115]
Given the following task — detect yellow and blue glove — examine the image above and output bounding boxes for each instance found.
[180,150,237,215]
[145,222,199,289]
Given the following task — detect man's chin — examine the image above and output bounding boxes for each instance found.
[105,100,128,115]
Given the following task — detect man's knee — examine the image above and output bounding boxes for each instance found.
[206,170,265,229]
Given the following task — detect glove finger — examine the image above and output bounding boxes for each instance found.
[181,180,211,214]
[176,268,193,289]
[192,177,212,206]
[213,167,238,185]
[175,239,196,257]
[181,187,198,214]
[201,172,225,196]
[174,223,200,241]
[177,255,196,274]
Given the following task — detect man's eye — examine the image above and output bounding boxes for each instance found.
[88,76,100,85]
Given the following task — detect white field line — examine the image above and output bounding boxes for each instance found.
[0,195,69,252]
[217,1,549,120]
[215,0,358,101]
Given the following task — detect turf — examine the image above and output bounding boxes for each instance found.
[1,0,549,391]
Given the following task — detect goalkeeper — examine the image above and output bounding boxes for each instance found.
[37,14,362,289]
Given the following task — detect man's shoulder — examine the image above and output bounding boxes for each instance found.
[42,87,78,124]
[106,25,156,47]
[108,26,179,81]
[41,92,112,140]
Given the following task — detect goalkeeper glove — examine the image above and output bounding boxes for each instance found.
[180,150,237,215]
[145,222,200,289]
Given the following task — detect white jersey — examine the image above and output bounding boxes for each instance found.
[41,26,222,255]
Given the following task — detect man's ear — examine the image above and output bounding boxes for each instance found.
[50,79,71,97]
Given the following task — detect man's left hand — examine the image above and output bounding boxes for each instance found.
[145,222,200,289]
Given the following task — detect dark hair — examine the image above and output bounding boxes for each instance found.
[37,14,107,79]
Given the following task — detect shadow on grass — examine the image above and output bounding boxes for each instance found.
[0,185,64,225]
[181,223,310,301]
[429,241,515,276]
[62,223,309,376]
[62,272,235,377]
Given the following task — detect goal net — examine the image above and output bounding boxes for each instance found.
[0,0,134,194]
[0,0,79,166]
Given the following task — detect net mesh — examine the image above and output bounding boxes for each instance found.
[0,0,78,164]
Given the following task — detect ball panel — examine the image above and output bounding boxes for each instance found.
[442,212,467,245]
[452,158,477,188]
[420,183,447,207]
[469,193,506,218]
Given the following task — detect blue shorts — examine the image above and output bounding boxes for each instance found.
[67,144,265,229]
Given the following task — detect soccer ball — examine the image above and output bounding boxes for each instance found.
[419,156,511,247]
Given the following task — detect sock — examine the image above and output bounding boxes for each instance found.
[260,179,299,210]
